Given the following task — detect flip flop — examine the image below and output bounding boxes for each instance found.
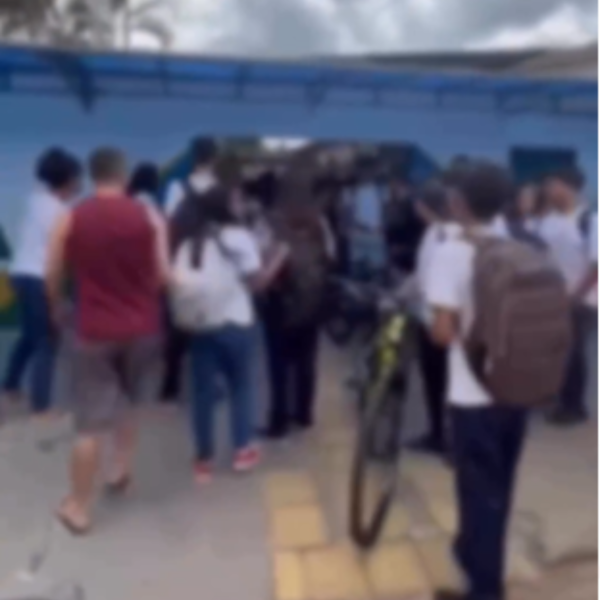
[56,504,91,537]
[105,474,133,496]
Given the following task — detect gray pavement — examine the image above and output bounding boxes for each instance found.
[0,333,597,600]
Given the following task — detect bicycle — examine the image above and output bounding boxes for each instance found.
[348,286,416,550]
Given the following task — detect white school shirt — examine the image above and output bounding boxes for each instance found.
[425,224,507,408]
[11,188,69,278]
[415,222,461,324]
[538,207,596,307]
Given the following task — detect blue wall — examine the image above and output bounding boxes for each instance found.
[0,93,597,247]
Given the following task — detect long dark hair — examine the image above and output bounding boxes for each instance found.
[128,162,160,199]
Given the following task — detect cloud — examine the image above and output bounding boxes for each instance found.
[169,0,597,55]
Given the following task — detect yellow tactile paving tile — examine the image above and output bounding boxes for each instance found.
[271,505,329,549]
[304,545,370,600]
[365,542,431,598]
[265,472,319,508]
[415,538,462,591]
[273,552,307,600]
[381,503,411,540]
[426,500,458,535]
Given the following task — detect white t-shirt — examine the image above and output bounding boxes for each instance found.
[415,222,461,324]
[11,188,69,278]
[425,225,507,408]
[164,171,216,217]
[538,207,596,306]
[200,226,261,328]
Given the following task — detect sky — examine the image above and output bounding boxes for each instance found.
[137,0,598,56]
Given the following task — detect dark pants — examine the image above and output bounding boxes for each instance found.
[189,325,256,460]
[160,315,189,403]
[417,323,448,444]
[560,305,594,415]
[2,275,57,413]
[451,405,529,600]
[262,298,320,433]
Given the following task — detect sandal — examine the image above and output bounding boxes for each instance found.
[105,474,133,496]
[56,501,91,536]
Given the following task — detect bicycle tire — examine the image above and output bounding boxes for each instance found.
[348,318,415,550]
[349,372,406,549]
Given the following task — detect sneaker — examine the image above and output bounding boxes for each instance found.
[194,461,213,485]
[233,446,261,473]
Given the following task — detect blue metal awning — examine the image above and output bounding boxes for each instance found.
[0,43,596,116]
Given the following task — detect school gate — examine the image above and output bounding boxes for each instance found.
[0,44,597,328]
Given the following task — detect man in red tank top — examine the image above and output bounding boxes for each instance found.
[45,147,168,534]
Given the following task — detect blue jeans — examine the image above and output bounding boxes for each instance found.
[189,324,256,460]
[2,275,57,413]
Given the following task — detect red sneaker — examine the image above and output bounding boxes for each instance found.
[194,461,213,485]
[233,446,261,473]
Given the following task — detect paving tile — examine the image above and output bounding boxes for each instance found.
[365,542,430,598]
[271,505,328,549]
[415,538,462,590]
[381,503,411,540]
[273,552,307,600]
[304,545,370,600]
[265,471,319,508]
[426,500,458,535]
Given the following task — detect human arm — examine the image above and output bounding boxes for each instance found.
[573,213,598,303]
[45,212,72,327]
[146,206,171,287]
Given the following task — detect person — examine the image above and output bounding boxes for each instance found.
[1,148,82,415]
[504,182,547,248]
[384,176,425,274]
[161,138,219,404]
[164,137,219,217]
[128,162,160,207]
[261,172,330,439]
[409,181,458,456]
[347,160,386,276]
[169,186,263,483]
[539,166,597,425]
[425,162,530,600]
[48,148,168,534]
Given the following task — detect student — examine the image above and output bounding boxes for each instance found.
[2,148,82,415]
[539,166,597,425]
[164,137,218,217]
[161,138,219,404]
[261,174,330,439]
[410,181,458,456]
[128,162,160,207]
[425,162,531,600]
[48,148,167,534]
[169,187,263,482]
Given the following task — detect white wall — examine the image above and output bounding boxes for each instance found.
[0,93,596,246]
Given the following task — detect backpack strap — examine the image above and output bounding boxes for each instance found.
[579,208,592,239]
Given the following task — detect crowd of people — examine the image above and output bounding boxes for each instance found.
[0,136,596,600]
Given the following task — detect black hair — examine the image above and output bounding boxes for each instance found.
[89,147,127,183]
[36,147,82,191]
[128,162,160,198]
[544,165,585,191]
[456,160,513,222]
[417,181,449,219]
[190,137,218,168]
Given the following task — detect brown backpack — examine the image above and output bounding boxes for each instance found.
[466,237,572,407]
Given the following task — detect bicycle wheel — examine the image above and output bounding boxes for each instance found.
[349,371,407,549]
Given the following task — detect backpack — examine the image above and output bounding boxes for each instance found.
[466,236,572,407]
[169,228,245,332]
[277,219,329,330]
